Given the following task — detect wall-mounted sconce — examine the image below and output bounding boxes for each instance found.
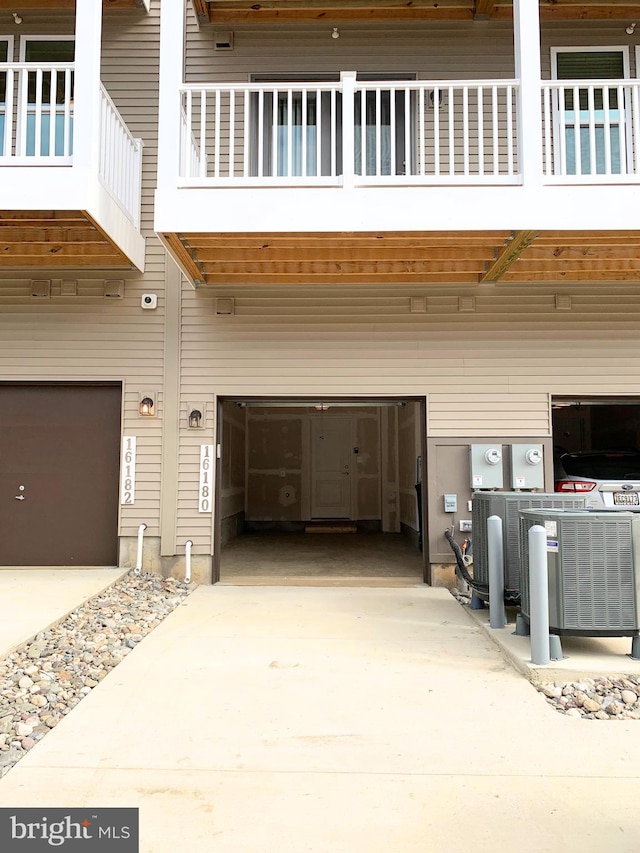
[626,22,636,34]
[314,403,331,411]
[331,27,340,39]
[139,394,155,417]
[12,12,22,24]
[188,403,205,429]
[429,89,443,108]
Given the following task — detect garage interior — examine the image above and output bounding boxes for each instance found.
[552,397,640,457]
[215,398,426,584]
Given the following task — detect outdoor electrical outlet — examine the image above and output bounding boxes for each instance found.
[460,520,472,532]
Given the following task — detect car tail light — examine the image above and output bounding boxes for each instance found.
[555,480,596,493]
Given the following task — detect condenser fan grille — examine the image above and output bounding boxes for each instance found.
[560,518,636,630]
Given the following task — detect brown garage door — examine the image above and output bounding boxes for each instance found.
[0,384,121,566]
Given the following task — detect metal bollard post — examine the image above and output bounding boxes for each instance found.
[487,515,507,629]
[529,524,550,665]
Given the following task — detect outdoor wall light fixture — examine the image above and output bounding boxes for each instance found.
[314,403,331,411]
[331,27,340,39]
[12,12,22,24]
[188,408,203,428]
[626,22,636,34]
[429,89,443,108]
[139,395,155,417]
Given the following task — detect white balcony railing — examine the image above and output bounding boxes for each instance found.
[542,79,640,183]
[99,85,144,227]
[0,62,74,162]
[178,77,520,187]
[0,62,143,226]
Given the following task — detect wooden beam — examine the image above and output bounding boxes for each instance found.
[192,246,496,262]
[163,233,206,284]
[191,0,210,21]
[0,228,106,244]
[503,270,640,282]
[201,272,480,284]
[474,0,497,19]
[0,0,144,8]
[209,7,474,22]
[481,230,538,282]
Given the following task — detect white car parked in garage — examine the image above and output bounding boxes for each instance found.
[554,450,640,510]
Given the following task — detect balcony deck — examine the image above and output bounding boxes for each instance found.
[156,75,640,284]
[0,65,145,271]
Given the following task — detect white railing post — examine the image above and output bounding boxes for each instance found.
[341,71,356,189]
[514,0,542,186]
[72,0,102,176]
[158,0,185,194]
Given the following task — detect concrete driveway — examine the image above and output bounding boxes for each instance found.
[0,583,639,852]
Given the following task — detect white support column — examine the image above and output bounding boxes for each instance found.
[157,0,186,192]
[72,0,102,174]
[341,71,357,189]
[514,0,543,187]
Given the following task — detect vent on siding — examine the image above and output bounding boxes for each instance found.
[60,279,78,297]
[31,280,51,298]
[104,280,124,299]
[216,298,235,315]
[213,31,234,50]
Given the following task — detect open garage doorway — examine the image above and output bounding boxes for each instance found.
[552,397,640,456]
[552,396,640,507]
[213,397,428,585]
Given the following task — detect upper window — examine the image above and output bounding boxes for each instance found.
[20,38,74,105]
[19,37,75,157]
[551,47,630,176]
[0,38,12,156]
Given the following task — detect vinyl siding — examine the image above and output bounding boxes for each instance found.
[0,6,165,538]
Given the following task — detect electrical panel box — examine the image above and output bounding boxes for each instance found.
[511,444,544,489]
[469,444,504,489]
[443,494,457,513]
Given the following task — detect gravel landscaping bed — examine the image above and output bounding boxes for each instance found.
[450,587,640,720]
[0,572,192,778]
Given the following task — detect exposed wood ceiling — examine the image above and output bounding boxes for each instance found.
[161,230,640,285]
[195,1,640,25]
[0,212,134,268]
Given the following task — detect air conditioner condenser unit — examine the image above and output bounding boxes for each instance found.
[519,508,640,637]
[471,492,587,601]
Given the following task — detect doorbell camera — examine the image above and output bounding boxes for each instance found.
[141,293,158,310]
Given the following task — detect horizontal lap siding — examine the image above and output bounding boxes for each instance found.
[0,7,165,537]
[179,282,640,453]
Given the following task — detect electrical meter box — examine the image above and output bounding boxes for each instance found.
[469,444,504,489]
[510,444,545,489]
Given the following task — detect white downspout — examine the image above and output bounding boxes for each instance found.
[184,539,193,584]
[134,523,147,574]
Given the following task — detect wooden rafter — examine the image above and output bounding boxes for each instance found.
[202,1,640,24]
[481,230,539,282]
[0,210,132,268]
[160,228,640,285]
